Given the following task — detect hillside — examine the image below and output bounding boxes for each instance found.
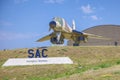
[0,46,120,80]
[68,25,120,46]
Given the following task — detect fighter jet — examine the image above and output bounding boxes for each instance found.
[37,17,108,46]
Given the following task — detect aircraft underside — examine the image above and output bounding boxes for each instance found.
[50,33,88,46]
[50,36,64,44]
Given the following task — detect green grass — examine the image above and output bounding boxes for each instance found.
[27,77,51,80]
[116,60,120,64]
[0,46,120,80]
[114,71,120,75]
[3,77,9,80]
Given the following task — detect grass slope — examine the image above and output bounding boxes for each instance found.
[0,46,120,80]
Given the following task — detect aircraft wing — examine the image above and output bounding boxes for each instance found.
[83,32,110,40]
[62,30,110,40]
[37,33,53,42]
[37,31,110,43]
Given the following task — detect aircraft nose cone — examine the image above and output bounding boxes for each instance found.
[49,21,56,28]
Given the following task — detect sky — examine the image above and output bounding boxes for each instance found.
[0,0,120,50]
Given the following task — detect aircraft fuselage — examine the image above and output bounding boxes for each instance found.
[49,17,72,33]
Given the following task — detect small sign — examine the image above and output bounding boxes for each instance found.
[2,57,73,66]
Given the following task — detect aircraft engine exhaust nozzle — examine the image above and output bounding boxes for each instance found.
[49,21,56,31]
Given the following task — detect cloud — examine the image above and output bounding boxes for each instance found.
[91,15,98,20]
[44,0,64,4]
[0,21,13,26]
[81,4,94,14]
[90,15,101,20]
[80,4,102,21]
[82,15,102,21]
[0,31,40,40]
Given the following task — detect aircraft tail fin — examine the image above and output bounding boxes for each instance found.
[72,20,76,30]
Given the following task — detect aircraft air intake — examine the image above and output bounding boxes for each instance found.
[49,21,56,31]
